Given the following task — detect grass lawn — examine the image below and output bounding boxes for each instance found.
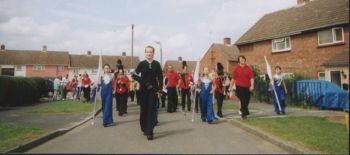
[29,100,101,114]
[244,116,349,154]
[0,123,47,153]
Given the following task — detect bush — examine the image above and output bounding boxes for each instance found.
[250,65,310,106]
[0,76,50,107]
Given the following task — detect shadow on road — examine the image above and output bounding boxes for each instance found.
[155,128,194,139]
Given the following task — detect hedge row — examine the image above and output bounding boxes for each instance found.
[251,65,310,106]
[0,76,52,107]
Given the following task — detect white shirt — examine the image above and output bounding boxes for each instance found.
[103,73,112,85]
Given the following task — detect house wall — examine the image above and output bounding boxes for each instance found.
[26,65,69,78]
[237,26,349,79]
[0,64,26,77]
[200,46,238,75]
[324,66,349,86]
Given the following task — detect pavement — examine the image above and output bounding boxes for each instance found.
[27,102,289,154]
[0,101,91,130]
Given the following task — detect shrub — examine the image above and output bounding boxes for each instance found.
[0,76,49,107]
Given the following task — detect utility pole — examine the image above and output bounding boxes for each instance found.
[131,24,134,70]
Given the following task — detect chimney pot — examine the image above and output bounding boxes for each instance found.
[42,45,47,52]
[178,56,183,61]
[297,0,310,4]
[224,37,231,45]
[87,51,92,55]
[122,52,126,56]
[0,44,5,51]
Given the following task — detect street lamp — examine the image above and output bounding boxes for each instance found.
[154,41,163,67]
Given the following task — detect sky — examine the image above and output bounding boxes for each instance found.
[0,0,296,64]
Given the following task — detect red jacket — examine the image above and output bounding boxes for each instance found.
[113,75,130,94]
[179,73,193,89]
[233,64,254,88]
[214,77,223,94]
[166,71,180,88]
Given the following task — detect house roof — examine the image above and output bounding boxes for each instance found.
[69,54,140,70]
[211,44,240,61]
[163,60,197,73]
[322,50,349,67]
[0,50,70,65]
[235,0,349,45]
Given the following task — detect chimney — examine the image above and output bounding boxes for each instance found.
[297,0,310,4]
[42,45,47,52]
[0,44,5,51]
[87,50,92,56]
[224,37,231,45]
[178,56,183,61]
[122,52,126,56]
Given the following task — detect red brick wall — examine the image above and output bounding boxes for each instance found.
[200,45,238,75]
[26,65,69,78]
[237,26,349,79]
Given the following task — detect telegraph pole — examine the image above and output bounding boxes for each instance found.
[131,24,134,69]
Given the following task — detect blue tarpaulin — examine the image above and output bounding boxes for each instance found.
[295,80,349,111]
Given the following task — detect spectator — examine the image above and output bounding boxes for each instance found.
[61,74,69,100]
[53,75,62,101]
[82,72,91,103]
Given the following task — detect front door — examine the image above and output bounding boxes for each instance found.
[1,68,15,76]
[330,71,341,87]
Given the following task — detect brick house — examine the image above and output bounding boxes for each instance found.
[235,0,349,86]
[0,44,69,78]
[163,57,197,74]
[200,38,240,74]
[69,51,139,80]
[321,50,349,89]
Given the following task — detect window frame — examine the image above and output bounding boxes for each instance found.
[16,65,23,71]
[33,65,45,71]
[318,72,326,80]
[272,37,292,53]
[57,65,65,71]
[317,27,344,46]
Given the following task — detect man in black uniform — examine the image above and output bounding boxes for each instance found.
[132,45,163,140]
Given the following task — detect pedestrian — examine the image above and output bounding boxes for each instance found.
[65,78,77,100]
[101,64,114,127]
[194,78,201,113]
[135,81,141,105]
[160,72,167,108]
[165,65,180,113]
[230,55,254,119]
[61,74,69,100]
[214,63,225,118]
[113,65,130,116]
[199,67,218,124]
[90,82,98,103]
[129,79,136,102]
[82,72,91,103]
[273,66,288,115]
[76,74,82,100]
[131,45,163,140]
[71,75,78,100]
[179,61,193,111]
[53,75,62,101]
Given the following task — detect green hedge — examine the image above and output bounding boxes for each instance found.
[251,65,310,106]
[0,76,49,107]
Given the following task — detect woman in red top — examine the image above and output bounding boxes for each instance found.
[81,72,91,103]
[230,55,254,119]
[113,70,130,116]
[214,63,225,118]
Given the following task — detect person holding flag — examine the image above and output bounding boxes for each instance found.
[230,55,254,119]
[272,66,288,115]
[179,61,194,112]
[100,63,114,127]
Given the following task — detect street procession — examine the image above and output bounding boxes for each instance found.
[0,0,348,154]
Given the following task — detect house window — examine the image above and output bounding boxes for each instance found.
[318,27,344,45]
[91,69,97,75]
[58,66,65,71]
[73,69,79,74]
[16,65,23,71]
[33,65,45,71]
[318,72,325,80]
[272,37,291,52]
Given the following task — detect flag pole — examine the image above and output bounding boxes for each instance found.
[191,57,201,122]
[264,56,282,112]
[92,51,103,125]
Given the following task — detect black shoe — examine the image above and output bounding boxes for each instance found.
[207,120,213,124]
[202,119,206,122]
[147,135,154,140]
[276,112,281,115]
[242,115,247,120]
[282,112,286,115]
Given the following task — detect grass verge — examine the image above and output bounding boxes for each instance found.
[29,100,101,114]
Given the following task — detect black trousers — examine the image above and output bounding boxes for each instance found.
[82,86,91,101]
[115,93,128,115]
[140,89,157,136]
[195,91,200,112]
[136,90,141,105]
[167,87,177,112]
[215,92,224,116]
[235,86,251,117]
[181,88,191,111]
[129,91,135,102]
[161,91,166,108]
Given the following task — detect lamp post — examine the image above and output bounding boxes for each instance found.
[154,41,162,67]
